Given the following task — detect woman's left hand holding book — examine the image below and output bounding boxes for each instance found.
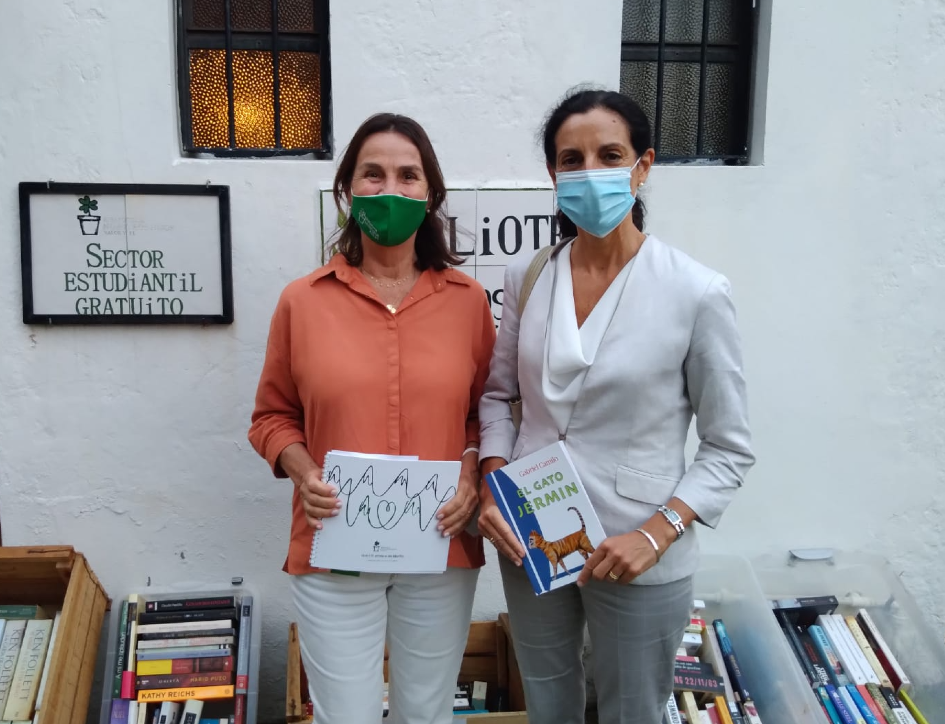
[476,456,527,566]
[278,442,341,531]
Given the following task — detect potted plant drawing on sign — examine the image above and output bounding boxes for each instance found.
[77,195,100,235]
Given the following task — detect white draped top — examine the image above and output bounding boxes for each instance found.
[541,243,636,436]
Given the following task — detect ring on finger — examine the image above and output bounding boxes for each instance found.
[608,571,619,581]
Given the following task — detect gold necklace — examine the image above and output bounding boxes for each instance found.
[362,269,414,288]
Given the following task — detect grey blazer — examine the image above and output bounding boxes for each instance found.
[478,235,755,585]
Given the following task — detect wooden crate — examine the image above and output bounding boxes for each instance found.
[0,546,109,724]
[286,616,526,723]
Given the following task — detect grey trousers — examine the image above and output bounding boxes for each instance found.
[499,555,693,724]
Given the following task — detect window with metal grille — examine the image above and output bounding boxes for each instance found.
[176,0,331,157]
[620,0,756,164]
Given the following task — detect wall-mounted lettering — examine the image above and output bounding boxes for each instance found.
[19,182,233,325]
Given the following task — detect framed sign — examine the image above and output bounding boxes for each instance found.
[19,182,233,325]
[320,187,558,329]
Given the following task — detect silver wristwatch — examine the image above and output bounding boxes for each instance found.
[658,505,685,539]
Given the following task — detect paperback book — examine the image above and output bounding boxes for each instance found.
[484,441,605,595]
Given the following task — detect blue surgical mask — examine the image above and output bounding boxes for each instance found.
[555,159,642,238]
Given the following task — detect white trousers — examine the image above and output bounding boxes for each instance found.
[290,567,480,724]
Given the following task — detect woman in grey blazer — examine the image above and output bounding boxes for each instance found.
[477,88,755,724]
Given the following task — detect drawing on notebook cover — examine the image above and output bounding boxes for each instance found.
[323,462,455,532]
[528,506,596,580]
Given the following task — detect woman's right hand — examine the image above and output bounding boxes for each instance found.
[298,465,342,530]
[478,457,526,565]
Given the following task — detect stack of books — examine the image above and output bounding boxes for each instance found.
[772,595,929,724]
[0,604,62,723]
[452,681,488,715]
[380,680,489,718]
[664,600,764,724]
[108,592,253,724]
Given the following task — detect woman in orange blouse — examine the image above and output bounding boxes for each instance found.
[248,113,496,724]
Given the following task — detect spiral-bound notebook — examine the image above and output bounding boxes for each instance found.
[309,450,461,573]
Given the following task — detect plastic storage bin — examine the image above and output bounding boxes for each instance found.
[693,554,824,724]
[97,580,261,724]
[750,549,945,722]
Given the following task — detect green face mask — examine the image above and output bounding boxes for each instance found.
[350,194,428,247]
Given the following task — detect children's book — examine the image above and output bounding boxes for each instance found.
[485,441,606,595]
[309,451,459,573]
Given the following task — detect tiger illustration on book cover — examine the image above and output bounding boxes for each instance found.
[528,506,596,580]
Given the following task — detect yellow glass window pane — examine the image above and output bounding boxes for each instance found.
[189,49,229,148]
[279,51,321,149]
[233,50,276,148]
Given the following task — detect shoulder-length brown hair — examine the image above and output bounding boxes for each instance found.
[331,113,463,270]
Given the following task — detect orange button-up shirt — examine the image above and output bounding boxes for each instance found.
[248,253,497,575]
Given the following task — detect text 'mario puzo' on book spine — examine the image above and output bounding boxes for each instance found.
[484,441,606,595]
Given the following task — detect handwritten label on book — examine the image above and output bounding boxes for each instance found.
[309,451,460,573]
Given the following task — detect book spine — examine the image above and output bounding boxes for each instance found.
[800,631,833,688]
[122,596,140,699]
[137,620,234,635]
[135,646,233,662]
[135,672,233,690]
[484,471,543,594]
[826,684,857,724]
[679,691,702,724]
[833,616,878,685]
[897,690,927,724]
[855,610,911,693]
[109,699,130,724]
[865,683,895,724]
[809,624,850,687]
[838,686,868,724]
[113,600,130,697]
[137,637,234,650]
[33,610,61,711]
[714,696,735,724]
[235,596,252,695]
[145,598,235,614]
[136,657,234,676]
[855,685,887,724]
[136,686,234,703]
[817,686,843,724]
[233,695,244,724]
[138,629,235,641]
[846,618,893,689]
[700,625,738,707]
[1,619,52,721]
[138,611,237,627]
[819,615,867,686]
[846,685,881,724]
[775,610,818,687]
[0,607,45,620]
[179,700,204,724]
[158,701,181,724]
[711,621,753,708]
[0,621,28,716]
[664,694,683,724]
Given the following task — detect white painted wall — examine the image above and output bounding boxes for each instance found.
[2,0,944,721]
